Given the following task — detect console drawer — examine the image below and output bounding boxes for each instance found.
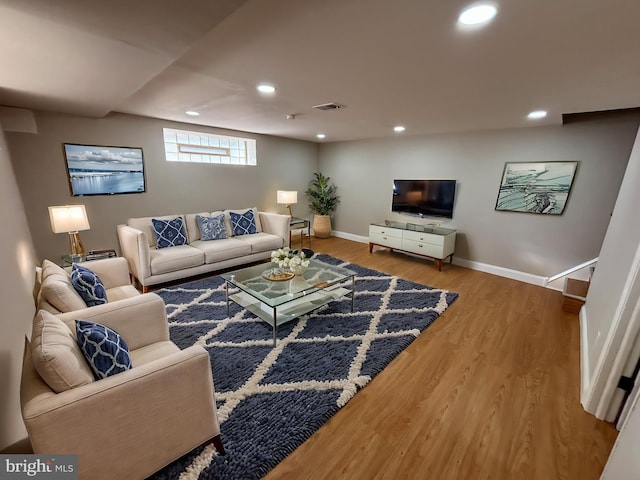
[370,231,403,249]
[369,225,403,239]
[401,239,443,258]
[402,229,445,246]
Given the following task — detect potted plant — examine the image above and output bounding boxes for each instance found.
[305,172,339,239]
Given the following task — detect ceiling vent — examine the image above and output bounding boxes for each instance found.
[312,102,345,111]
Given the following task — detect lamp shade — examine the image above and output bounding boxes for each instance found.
[277,190,298,205]
[48,205,90,233]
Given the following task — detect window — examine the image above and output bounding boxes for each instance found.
[163,128,256,165]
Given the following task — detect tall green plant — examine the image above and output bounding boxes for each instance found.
[305,172,340,215]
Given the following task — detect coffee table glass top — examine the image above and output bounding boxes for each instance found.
[220,258,356,308]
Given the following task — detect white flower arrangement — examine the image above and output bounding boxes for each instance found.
[271,247,310,271]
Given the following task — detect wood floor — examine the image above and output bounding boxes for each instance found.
[263,236,618,480]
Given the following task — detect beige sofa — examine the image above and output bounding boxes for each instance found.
[21,293,223,479]
[117,208,290,291]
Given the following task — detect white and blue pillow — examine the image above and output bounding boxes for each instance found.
[152,217,188,248]
[197,214,227,241]
[229,209,257,236]
[71,264,108,307]
[76,320,133,379]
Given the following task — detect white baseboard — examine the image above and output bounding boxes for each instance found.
[580,306,591,407]
[451,257,548,286]
[331,230,548,287]
[331,230,369,243]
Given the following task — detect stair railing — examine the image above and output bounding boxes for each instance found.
[544,257,599,287]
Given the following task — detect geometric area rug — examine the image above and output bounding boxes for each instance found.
[150,254,458,479]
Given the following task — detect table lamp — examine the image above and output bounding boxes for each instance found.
[48,205,90,257]
[277,190,298,217]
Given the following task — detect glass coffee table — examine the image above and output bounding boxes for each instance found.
[221,258,356,345]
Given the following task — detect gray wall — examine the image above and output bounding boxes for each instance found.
[0,124,37,450]
[6,111,318,262]
[319,119,640,276]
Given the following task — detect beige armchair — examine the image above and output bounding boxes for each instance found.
[36,257,140,314]
[21,292,224,479]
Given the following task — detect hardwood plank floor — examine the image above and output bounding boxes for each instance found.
[263,236,617,480]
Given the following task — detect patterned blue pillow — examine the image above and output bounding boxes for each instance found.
[75,320,133,379]
[71,264,107,307]
[229,209,257,236]
[152,217,188,248]
[197,214,227,241]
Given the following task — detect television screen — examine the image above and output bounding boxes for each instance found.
[63,143,146,196]
[392,179,456,218]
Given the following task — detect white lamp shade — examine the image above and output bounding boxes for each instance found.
[48,205,90,233]
[277,190,298,205]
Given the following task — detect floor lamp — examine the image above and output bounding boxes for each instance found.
[48,205,90,259]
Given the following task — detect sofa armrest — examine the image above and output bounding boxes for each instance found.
[80,257,131,289]
[259,212,290,243]
[22,345,219,480]
[56,293,170,349]
[117,224,151,285]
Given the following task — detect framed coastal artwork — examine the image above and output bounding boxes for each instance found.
[62,143,146,196]
[495,161,578,215]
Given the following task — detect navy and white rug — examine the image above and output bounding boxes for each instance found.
[151,254,458,479]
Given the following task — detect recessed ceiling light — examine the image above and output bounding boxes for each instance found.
[316,133,326,139]
[185,110,200,116]
[528,110,548,119]
[394,126,406,133]
[257,83,276,93]
[458,3,497,25]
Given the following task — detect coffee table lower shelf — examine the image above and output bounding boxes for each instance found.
[228,285,352,345]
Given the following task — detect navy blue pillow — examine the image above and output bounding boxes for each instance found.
[229,210,257,236]
[71,264,107,307]
[76,320,133,379]
[152,217,188,248]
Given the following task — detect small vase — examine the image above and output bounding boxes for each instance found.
[290,265,307,276]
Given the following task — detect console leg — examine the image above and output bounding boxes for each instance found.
[436,259,442,272]
[369,243,373,253]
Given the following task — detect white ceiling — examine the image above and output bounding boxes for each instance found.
[1,0,639,142]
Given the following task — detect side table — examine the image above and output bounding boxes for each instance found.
[62,250,117,267]
[289,217,311,250]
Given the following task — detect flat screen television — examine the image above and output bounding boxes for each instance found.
[392,179,456,218]
[63,143,146,196]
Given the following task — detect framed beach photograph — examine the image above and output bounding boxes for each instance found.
[63,143,146,196]
[495,161,578,215]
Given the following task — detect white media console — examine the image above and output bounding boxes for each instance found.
[369,221,456,271]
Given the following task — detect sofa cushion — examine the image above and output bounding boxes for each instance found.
[31,310,95,393]
[190,239,252,264]
[39,260,87,313]
[184,212,210,243]
[224,207,262,235]
[149,245,204,275]
[71,264,108,307]
[130,341,180,367]
[197,214,228,241]
[152,217,188,248]
[76,320,133,379]
[233,232,284,254]
[229,209,258,236]
[106,285,140,302]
